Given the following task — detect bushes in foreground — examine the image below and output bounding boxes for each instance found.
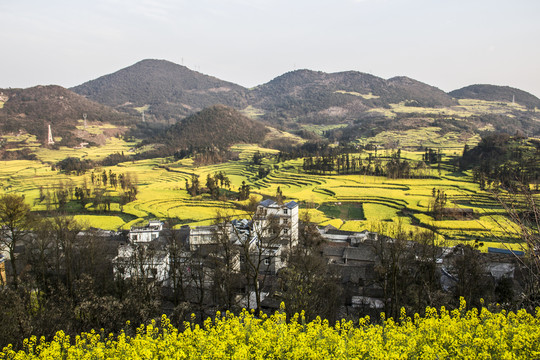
[2,300,540,359]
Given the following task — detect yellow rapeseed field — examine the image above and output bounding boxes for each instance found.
[2,300,539,359]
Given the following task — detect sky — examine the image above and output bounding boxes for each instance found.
[1,0,539,97]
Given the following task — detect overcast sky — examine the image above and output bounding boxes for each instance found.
[1,0,539,97]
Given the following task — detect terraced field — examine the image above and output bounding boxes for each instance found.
[0,139,532,252]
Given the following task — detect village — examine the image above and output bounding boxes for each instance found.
[2,198,523,322]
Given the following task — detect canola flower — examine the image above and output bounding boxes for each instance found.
[1,299,539,359]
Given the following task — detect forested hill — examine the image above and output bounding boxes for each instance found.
[0,85,133,145]
[247,70,457,125]
[71,59,249,123]
[152,104,269,156]
[450,84,540,109]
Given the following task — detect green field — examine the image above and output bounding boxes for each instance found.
[0,135,533,252]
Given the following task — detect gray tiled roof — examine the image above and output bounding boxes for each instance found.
[259,199,276,207]
[285,201,298,209]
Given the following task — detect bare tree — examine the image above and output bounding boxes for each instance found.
[237,206,290,313]
[486,188,540,309]
[210,212,243,311]
[162,225,191,306]
[0,194,35,288]
[368,221,444,318]
[280,217,341,322]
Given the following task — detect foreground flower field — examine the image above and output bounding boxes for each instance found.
[2,301,539,359]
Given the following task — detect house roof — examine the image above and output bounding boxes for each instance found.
[343,247,374,262]
[324,246,345,258]
[285,201,298,209]
[259,199,276,207]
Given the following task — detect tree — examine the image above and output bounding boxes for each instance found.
[368,221,444,318]
[162,225,191,306]
[429,188,448,220]
[210,212,244,312]
[238,181,250,201]
[279,217,341,322]
[488,188,540,310]
[252,151,263,165]
[447,243,493,309]
[236,205,291,313]
[0,194,34,288]
[186,174,200,197]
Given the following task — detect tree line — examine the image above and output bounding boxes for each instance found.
[460,134,540,191]
[302,150,436,179]
[35,170,138,213]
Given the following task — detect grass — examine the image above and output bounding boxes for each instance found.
[72,215,126,230]
[134,105,150,113]
[301,124,348,136]
[319,202,365,220]
[240,105,265,119]
[334,90,380,99]
[358,127,480,149]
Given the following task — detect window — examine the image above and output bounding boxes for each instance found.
[283,208,288,214]
[283,228,288,234]
[131,234,138,241]
[264,258,271,266]
[151,233,158,240]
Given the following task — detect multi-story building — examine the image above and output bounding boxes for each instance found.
[114,220,169,282]
[253,200,299,250]
[129,220,163,243]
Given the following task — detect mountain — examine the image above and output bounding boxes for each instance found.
[12,59,533,151]
[71,59,249,123]
[449,85,540,109]
[72,61,458,128]
[152,104,269,156]
[0,85,134,146]
[249,70,457,126]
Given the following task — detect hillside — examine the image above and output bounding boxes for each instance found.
[71,59,249,123]
[0,85,134,146]
[248,70,457,126]
[153,104,269,156]
[450,84,540,109]
[4,60,533,150]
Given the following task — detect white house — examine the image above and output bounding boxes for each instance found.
[129,220,163,243]
[114,200,301,283]
[114,220,168,282]
[114,244,170,283]
[253,200,299,250]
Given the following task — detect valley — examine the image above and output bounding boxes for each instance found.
[0,129,529,254]
[0,58,538,255]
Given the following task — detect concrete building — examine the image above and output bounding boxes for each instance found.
[253,200,299,250]
[129,220,163,243]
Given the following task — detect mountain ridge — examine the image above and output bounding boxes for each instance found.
[2,59,539,151]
